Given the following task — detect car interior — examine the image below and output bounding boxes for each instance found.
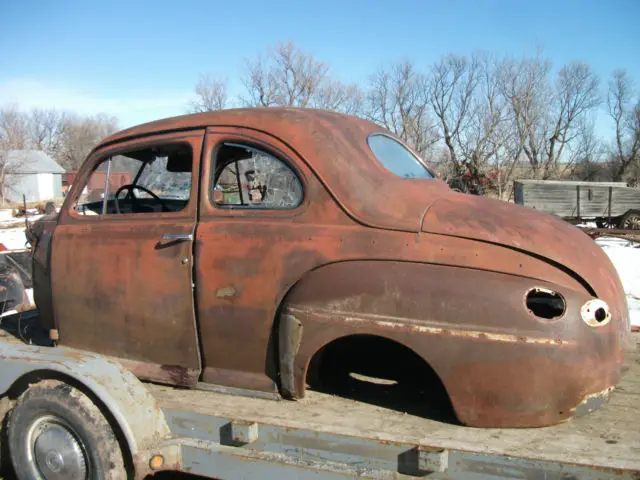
[74,143,193,216]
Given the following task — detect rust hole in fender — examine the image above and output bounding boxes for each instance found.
[526,288,566,320]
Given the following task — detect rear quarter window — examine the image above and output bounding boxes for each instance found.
[367,134,434,179]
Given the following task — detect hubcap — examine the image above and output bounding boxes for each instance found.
[623,214,640,230]
[27,416,87,480]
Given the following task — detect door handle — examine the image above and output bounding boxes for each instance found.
[161,233,193,242]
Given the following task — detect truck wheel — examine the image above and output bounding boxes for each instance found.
[7,380,127,480]
[620,210,640,230]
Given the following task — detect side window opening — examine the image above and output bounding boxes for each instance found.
[73,143,193,216]
[367,133,434,179]
[212,143,303,210]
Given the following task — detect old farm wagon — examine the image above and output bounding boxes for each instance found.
[514,179,640,229]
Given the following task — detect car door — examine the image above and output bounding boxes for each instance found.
[194,124,368,396]
[196,128,323,394]
[51,130,204,386]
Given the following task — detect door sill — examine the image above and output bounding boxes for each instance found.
[194,382,281,401]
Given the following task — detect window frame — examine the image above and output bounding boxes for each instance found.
[366,132,436,180]
[209,141,305,211]
[63,131,203,223]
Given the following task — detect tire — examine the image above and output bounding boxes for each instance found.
[448,179,468,194]
[7,380,127,480]
[619,210,640,230]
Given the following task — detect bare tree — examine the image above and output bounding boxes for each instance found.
[241,41,362,114]
[567,119,603,181]
[0,105,29,150]
[607,70,640,181]
[428,53,511,193]
[0,106,31,202]
[29,108,67,158]
[366,61,439,158]
[429,54,479,176]
[313,79,364,115]
[243,53,278,107]
[0,151,22,203]
[189,74,229,112]
[243,41,329,108]
[500,55,600,179]
[58,113,119,170]
[547,62,600,177]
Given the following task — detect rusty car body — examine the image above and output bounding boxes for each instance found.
[27,108,630,428]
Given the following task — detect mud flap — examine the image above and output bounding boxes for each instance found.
[279,314,303,399]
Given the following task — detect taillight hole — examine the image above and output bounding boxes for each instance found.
[526,288,566,319]
[594,307,607,323]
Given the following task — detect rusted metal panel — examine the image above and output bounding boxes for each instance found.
[50,130,205,386]
[194,127,610,406]
[421,193,629,315]
[281,260,625,428]
[28,216,57,332]
[279,314,303,399]
[28,108,630,429]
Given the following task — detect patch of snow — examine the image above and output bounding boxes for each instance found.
[596,237,640,330]
[0,289,34,318]
[0,209,44,231]
[0,227,29,250]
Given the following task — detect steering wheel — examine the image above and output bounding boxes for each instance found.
[115,184,170,214]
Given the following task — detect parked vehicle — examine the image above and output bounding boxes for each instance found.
[26,108,630,431]
[10,108,634,478]
[514,179,640,229]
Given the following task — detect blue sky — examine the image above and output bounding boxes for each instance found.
[1,0,638,130]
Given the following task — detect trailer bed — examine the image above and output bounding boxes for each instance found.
[1,314,638,477]
[148,333,640,473]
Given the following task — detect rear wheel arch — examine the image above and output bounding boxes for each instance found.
[299,333,458,422]
[271,260,459,402]
[302,333,447,387]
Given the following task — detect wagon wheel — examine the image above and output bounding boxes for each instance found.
[596,218,616,229]
[620,210,640,230]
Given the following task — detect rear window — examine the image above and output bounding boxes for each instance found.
[367,134,434,179]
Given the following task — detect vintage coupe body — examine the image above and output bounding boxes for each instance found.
[29,108,630,428]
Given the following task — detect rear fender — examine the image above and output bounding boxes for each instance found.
[276,260,621,427]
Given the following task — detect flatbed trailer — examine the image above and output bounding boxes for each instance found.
[0,312,638,479]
